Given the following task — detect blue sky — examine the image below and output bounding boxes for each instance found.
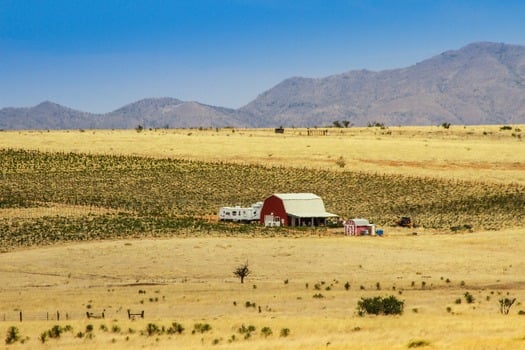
[1,0,524,113]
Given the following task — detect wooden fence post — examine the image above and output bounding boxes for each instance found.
[19,311,22,322]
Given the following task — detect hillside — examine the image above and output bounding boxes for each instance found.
[1,42,524,129]
[101,98,246,129]
[241,42,525,126]
[0,98,246,130]
[0,101,100,130]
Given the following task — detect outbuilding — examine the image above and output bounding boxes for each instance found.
[344,218,376,236]
[259,193,337,227]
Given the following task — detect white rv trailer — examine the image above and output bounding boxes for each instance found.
[218,202,263,222]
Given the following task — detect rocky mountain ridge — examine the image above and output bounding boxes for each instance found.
[1,41,524,129]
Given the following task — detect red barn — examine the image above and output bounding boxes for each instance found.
[259,193,337,227]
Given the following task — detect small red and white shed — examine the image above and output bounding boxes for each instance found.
[344,218,375,236]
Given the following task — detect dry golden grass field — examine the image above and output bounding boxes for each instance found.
[1,125,524,184]
[0,125,524,349]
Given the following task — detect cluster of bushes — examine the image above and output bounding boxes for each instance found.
[357,295,404,316]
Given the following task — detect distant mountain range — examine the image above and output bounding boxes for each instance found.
[1,42,524,129]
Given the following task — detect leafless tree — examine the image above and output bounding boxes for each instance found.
[233,261,251,284]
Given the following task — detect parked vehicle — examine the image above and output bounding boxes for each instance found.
[218,202,263,223]
[397,216,413,228]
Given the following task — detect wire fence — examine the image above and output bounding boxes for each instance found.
[0,309,145,323]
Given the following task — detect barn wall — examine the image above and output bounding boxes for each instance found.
[260,195,288,226]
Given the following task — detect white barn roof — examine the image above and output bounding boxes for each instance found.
[273,193,337,218]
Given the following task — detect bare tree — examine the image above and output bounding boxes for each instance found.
[233,261,251,284]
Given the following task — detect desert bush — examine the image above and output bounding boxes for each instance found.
[464,292,475,304]
[408,339,431,348]
[40,324,72,343]
[238,324,256,339]
[5,326,20,344]
[499,297,516,314]
[357,295,404,316]
[193,323,211,334]
[261,327,273,337]
[146,323,162,336]
[280,328,290,337]
[167,322,184,334]
[335,156,346,168]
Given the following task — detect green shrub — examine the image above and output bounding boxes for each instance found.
[464,292,475,304]
[357,295,404,316]
[5,326,20,344]
[382,295,405,315]
[167,322,184,334]
[39,324,72,343]
[408,339,431,348]
[146,323,162,336]
[238,324,255,339]
[335,156,346,168]
[280,328,290,337]
[193,323,211,334]
[261,326,273,337]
